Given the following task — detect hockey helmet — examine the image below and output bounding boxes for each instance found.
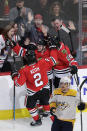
[48,35,60,48]
[37,39,46,46]
[24,50,37,65]
[60,77,71,84]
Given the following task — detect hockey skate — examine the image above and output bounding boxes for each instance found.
[42,112,50,117]
[38,109,44,118]
[30,119,42,126]
[39,110,50,118]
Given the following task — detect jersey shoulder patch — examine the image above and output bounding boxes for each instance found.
[20,65,26,69]
[61,49,67,54]
[45,58,50,62]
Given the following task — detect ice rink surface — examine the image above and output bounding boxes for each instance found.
[0,112,87,131]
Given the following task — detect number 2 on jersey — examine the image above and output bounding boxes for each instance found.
[34,73,43,87]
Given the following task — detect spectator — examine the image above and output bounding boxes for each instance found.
[50,0,64,6]
[63,0,78,24]
[0,28,4,35]
[25,13,49,44]
[12,22,21,42]
[49,18,78,52]
[33,0,50,26]
[49,1,68,26]
[18,33,37,51]
[19,35,30,49]
[0,23,15,72]
[9,0,34,27]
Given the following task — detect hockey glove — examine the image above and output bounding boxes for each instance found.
[70,65,78,75]
[50,115,55,122]
[50,107,56,115]
[78,102,85,111]
[6,39,16,48]
[48,36,57,49]
[71,51,76,58]
[28,43,37,50]
[50,107,57,121]
[11,63,18,79]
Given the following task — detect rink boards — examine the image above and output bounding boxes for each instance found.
[0,72,30,120]
[0,66,87,119]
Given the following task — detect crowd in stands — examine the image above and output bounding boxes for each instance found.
[0,0,81,72]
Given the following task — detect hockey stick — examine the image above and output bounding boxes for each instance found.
[78,78,87,131]
[73,72,79,87]
[1,39,16,120]
[4,46,16,120]
[75,73,83,131]
[73,72,83,131]
[69,32,74,53]
[4,45,16,120]
[79,78,87,91]
[59,25,74,54]
[13,77,15,120]
[13,56,16,120]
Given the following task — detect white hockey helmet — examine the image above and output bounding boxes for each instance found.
[60,77,71,84]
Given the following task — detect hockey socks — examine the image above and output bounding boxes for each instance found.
[28,107,39,121]
[28,107,42,126]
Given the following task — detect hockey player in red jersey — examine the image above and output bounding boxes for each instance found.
[35,39,50,60]
[8,38,53,114]
[34,39,54,116]
[9,38,49,58]
[11,50,57,126]
[9,37,53,92]
[8,34,78,90]
[49,36,78,89]
[35,39,53,82]
[9,39,36,57]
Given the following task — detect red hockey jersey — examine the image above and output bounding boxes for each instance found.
[35,48,50,59]
[50,42,78,78]
[13,44,54,79]
[13,44,50,59]
[13,43,26,57]
[35,48,54,79]
[14,57,56,96]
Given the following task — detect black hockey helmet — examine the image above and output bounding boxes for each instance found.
[28,43,37,50]
[37,39,47,46]
[49,35,60,49]
[23,50,37,65]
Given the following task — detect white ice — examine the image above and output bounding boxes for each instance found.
[0,112,87,131]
